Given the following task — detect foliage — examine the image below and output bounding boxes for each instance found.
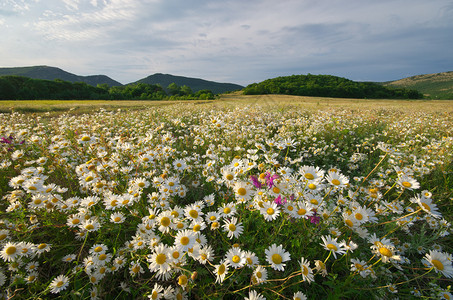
[0,76,214,100]
[243,74,424,99]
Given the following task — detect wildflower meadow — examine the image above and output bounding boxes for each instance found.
[0,97,452,299]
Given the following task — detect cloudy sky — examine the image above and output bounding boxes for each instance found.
[1,0,452,85]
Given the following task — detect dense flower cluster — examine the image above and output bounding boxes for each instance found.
[0,104,452,299]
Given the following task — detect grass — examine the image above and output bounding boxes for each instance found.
[0,95,452,299]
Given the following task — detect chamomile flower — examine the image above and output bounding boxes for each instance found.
[415,195,442,218]
[260,201,280,221]
[148,283,164,300]
[225,247,246,269]
[326,171,349,188]
[174,229,197,252]
[300,257,314,283]
[147,244,172,279]
[320,235,347,259]
[422,250,453,278]
[293,291,307,300]
[265,244,291,271]
[214,261,229,283]
[110,212,126,224]
[397,174,420,190]
[222,217,244,239]
[251,265,268,285]
[1,242,20,262]
[49,274,70,294]
[245,290,266,300]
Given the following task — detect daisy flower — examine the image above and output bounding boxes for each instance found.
[219,203,237,218]
[129,261,144,277]
[148,283,164,300]
[233,181,253,201]
[244,250,259,268]
[49,274,70,294]
[371,242,400,263]
[294,202,314,219]
[260,201,281,221]
[245,290,266,300]
[184,204,204,223]
[320,235,347,259]
[397,174,420,190]
[214,261,229,283]
[326,171,349,188]
[147,244,172,278]
[251,265,268,285]
[293,291,307,300]
[110,212,126,224]
[225,247,246,269]
[415,195,442,218]
[222,217,244,239]
[265,244,291,271]
[174,230,197,252]
[422,250,453,278]
[0,242,20,262]
[350,258,371,278]
[155,211,174,233]
[300,257,314,283]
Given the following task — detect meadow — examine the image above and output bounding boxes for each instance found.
[0,95,452,299]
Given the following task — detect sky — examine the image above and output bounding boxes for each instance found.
[1,0,452,85]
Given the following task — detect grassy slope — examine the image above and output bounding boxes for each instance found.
[383,71,453,99]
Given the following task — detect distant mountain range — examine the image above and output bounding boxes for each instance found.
[0,66,451,98]
[0,66,122,87]
[0,66,244,94]
[133,73,243,94]
[382,71,453,99]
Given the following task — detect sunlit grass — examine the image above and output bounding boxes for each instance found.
[0,95,452,299]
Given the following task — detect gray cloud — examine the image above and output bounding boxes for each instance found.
[1,0,452,85]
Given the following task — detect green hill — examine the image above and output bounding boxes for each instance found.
[133,73,243,94]
[382,71,453,99]
[243,74,423,99]
[0,66,122,87]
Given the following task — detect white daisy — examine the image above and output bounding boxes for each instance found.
[49,274,70,294]
[265,244,291,271]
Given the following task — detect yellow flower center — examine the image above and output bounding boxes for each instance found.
[223,207,231,214]
[193,224,201,232]
[114,217,121,222]
[379,247,393,257]
[332,179,341,185]
[85,224,94,230]
[189,210,198,219]
[229,224,236,232]
[5,246,16,255]
[56,281,64,287]
[226,174,234,181]
[431,259,444,270]
[178,274,188,286]
[355,263,364,271]
[305,173,314,180]
[156,253,166,265]
[218,264,226,275]
[81,136,91,142]
[326,243,337,251]
[85,176,94,182]
[267,208,275,215]
[160,217,170,227]
[345,219,354,227]
[232,255,241,263]
[94,246,103,253]
[237,187,247,196]
[180,236,190,246]
[98,254,107,261]
[172,251,180,259]
[355,213,363,220]
[38,243,46,249]
[310,199,318,205]
[297,208,306,215]
[271,253,282,264]
[421,202,431,211]
[302,265,309,275]
[272,187,280,194]
[401,181,412,188]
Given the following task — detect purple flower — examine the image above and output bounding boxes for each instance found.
[250,175,262,189]
[1,136,12,144]
[264,172,279,189]
[274,195,287,206]
[308,213,321,224]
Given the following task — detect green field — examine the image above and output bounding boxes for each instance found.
[0,96,452,299]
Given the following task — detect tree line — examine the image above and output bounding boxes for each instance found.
[0,76,215,100]
[243,74,423,99]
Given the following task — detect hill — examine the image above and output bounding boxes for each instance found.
[243,74,423,99]
[133,73,243,94]
[382,71,453,99]
[0,66,122,87]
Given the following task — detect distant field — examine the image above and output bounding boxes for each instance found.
[1,95,452,115]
